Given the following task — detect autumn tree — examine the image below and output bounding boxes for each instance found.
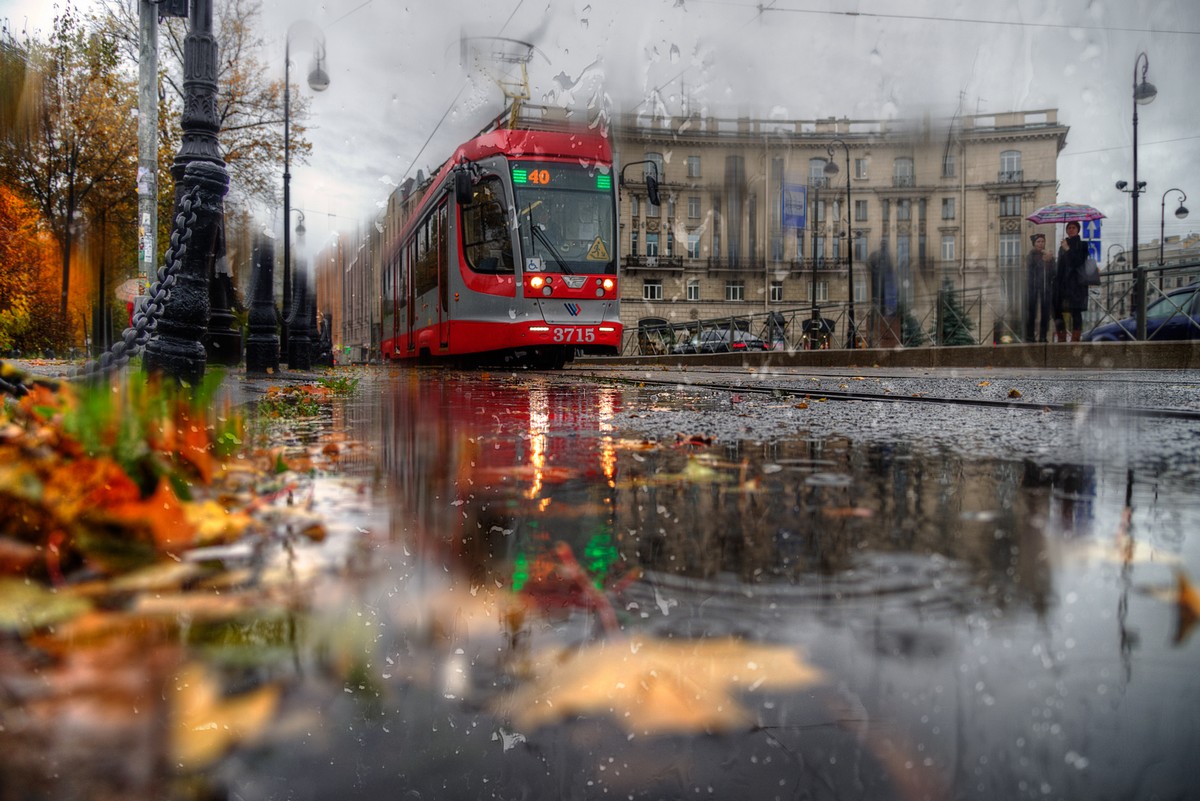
[96,0,310,210]
[0,5,138,327]
[0,185,69,354]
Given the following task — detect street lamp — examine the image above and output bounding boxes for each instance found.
[282,22,329,363]
[1118,51,1157,340]
[824,139,854,348]
[1158,188,1188,266]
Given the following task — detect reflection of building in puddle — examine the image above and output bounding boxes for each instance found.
[611,437,1054,618]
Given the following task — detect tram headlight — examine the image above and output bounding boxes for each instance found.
[601,277,615,292]
[530,275,546,290]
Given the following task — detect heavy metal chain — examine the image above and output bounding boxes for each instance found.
[0,186,201,397]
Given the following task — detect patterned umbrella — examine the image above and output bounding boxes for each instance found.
[1025,202,1106,224]
[113,278,145,303]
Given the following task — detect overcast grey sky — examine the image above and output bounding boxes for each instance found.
[5,0,1199,258]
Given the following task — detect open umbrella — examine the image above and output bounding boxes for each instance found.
[113,278,145,304]
[1026,202,1105,225]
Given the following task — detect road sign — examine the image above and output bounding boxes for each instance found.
[1081,219,1102,240]
[1088,241,1103,261]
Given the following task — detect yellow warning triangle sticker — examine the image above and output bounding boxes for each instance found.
[586,237,610,260]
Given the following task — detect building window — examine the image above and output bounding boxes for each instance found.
[893,157,914,187]
[687,232,701,259]
[815,280,829,302]
[941,234,955,261]
[854,157,868,179]
[942,197,955,220]
[687,155,701,178]
[814,236,826,264]
[942,151,956,178]
[646,232,659,257]
[631,196,639,217]
[688,196,700,219]
[645,152,664,186]
[643,279,662,300]
[725,281,744,301]
[1000,150,1022,182]
[667,196,676,221]
[853,233,867,262]
[687,279,700,301]
[855,199,868,221]
[770,281,784,302]
[647,196,660,217]
[665,229,675,257]
[631,229,639,256]
[1000,194,1021,217]
[814,199,826,222]
[999,232,1021,268]
[896,199,911,221]
[853,275,866,303]
[809,158,829,187]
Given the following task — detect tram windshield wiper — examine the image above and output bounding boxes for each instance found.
[531,222,573,274]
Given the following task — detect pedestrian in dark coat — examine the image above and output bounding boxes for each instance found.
[1025,233,1054,342]
[1053,221,1089,341]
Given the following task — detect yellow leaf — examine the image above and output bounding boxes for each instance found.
[184,500,252,545]
[171,661,280,771]
[494,636,824,735]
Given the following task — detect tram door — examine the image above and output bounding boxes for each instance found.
[436,202,449,349]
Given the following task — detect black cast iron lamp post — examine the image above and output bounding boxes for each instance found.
[1158,188,1188,267]
[1120,51,1156,340]
[282,22,329,365]
[824,139,854,348]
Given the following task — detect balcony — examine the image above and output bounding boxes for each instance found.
[624,255,684,271]
[998,169,1024,183]
[892,175,916,188]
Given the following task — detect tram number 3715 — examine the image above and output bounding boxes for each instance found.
[552,327,597,344]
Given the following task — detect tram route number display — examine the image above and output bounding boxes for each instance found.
[551,327,597,344]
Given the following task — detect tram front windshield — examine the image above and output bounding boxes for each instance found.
[511,161,616,275]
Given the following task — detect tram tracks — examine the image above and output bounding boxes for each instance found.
[571,366,1200,422]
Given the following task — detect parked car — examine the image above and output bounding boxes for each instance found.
[672,329,768,354]
[1082,284,1200,342]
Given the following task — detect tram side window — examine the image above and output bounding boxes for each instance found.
[461,176,514,274]
[413,208,439,297]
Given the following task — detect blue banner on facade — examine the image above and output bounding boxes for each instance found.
[782,184,807,230]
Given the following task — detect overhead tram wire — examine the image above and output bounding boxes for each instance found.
[397,0,528,189]
[748,2,1200,37]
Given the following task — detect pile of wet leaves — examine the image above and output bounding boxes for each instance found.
[0,368,364,799]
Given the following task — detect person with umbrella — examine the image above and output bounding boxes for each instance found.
[1053,221,1090,342]
[1025,203,1103,343]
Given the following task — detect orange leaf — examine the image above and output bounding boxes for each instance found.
[106,478,193,554]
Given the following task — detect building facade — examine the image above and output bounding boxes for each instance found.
[611,109,1069,349]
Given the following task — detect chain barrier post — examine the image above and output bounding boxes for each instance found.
[245,234,280,373]
[143,0,228,385]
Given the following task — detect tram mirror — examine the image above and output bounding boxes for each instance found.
[455,168,473,205]
[646,173,661,207]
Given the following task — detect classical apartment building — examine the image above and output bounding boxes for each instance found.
[610,108,1069,347]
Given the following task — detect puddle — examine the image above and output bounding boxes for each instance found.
[4,367,1198,800]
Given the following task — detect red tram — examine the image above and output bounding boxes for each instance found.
[381,128,621,368]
